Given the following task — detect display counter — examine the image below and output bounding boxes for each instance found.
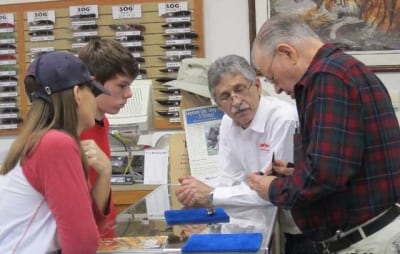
[102,184,277,253]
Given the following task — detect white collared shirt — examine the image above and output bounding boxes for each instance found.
[212,96,300,233]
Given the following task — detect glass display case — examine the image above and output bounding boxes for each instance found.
[104,184,277,253]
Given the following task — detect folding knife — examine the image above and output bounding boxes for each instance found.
[0,44,16,49]
[0,86,17,92]
[156,110,179,117]
[0,107,18,113]
[155,77,176,83]
[0,76,18,82]
[109,24,146,32]
[126,46,144,52]
[162,10,191,17]
[115,35,144,41]
[29,20,54,26]
[159,88,181,95]
[0,54,16,60]
[28,30,53,36]
[71,36,100,43]
[70,13,96,19]
[160,44,198,50]
[163,32,198,39]
[0,23,14,28]
[134,57,145,63]
[72,24,98,31]
[162,22,191,28]
[159,67,180,73]
[0,117,23,124]
[158,55,192,62]
[156,99,180,106]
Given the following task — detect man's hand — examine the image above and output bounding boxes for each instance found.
[265,159,294,176]
[175,176,213,207]
[80,139,111,176]
[247,173,276,200]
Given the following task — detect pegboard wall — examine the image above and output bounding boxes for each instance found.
[0,0,204,134]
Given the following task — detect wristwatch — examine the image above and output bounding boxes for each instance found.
[208,190,214,206]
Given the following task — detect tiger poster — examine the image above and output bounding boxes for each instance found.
[268,0,400,51]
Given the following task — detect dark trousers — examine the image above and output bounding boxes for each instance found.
[284,233,318,254]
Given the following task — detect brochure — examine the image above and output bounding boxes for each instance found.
[97,235,168,253]
[182,105,224,184]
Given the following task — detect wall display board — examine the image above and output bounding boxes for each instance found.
[0,0,204,135]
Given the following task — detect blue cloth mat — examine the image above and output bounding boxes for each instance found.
[181,233,263,253]
[164,207,230,225]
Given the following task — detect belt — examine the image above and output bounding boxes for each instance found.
[315,204,400,253]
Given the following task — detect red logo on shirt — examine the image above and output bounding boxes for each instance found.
[259,143,269,151]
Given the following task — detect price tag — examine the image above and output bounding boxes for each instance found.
[131,52,141,58]
[69,5,98,19]
[0,102,17,108]
[165,16,191,23]
[30,36,55,42]
[27,10,55,26]
[121,41,142,47]
[165,50,192,57]
[0,13,15,33]
[0,60,16,65]
[115,30,141,36]
[166,39,192,45]
[112,4,141,19]
[165,27,191,34]
[166,61,181,68]
[0,124,18,130]
[158,2,188,16]
[30,47,54,53]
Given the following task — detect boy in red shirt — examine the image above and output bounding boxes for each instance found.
[79,39,139,237]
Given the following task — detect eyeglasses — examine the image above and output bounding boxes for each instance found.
[217,83,253,106]
[264,51,276,84]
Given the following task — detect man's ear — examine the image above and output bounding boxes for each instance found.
[276,43,297,62]
[255,77,262,95]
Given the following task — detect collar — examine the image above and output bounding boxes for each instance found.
[227,96,268,133]
[295,43,339,90]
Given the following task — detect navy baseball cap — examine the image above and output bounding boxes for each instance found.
[25,51,110,103]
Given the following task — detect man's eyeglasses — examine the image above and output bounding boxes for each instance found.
[217,83,253,106]
[264,51,276,84]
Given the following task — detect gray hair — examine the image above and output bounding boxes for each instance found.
[251,15,320,61]
[208,54,256,101]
